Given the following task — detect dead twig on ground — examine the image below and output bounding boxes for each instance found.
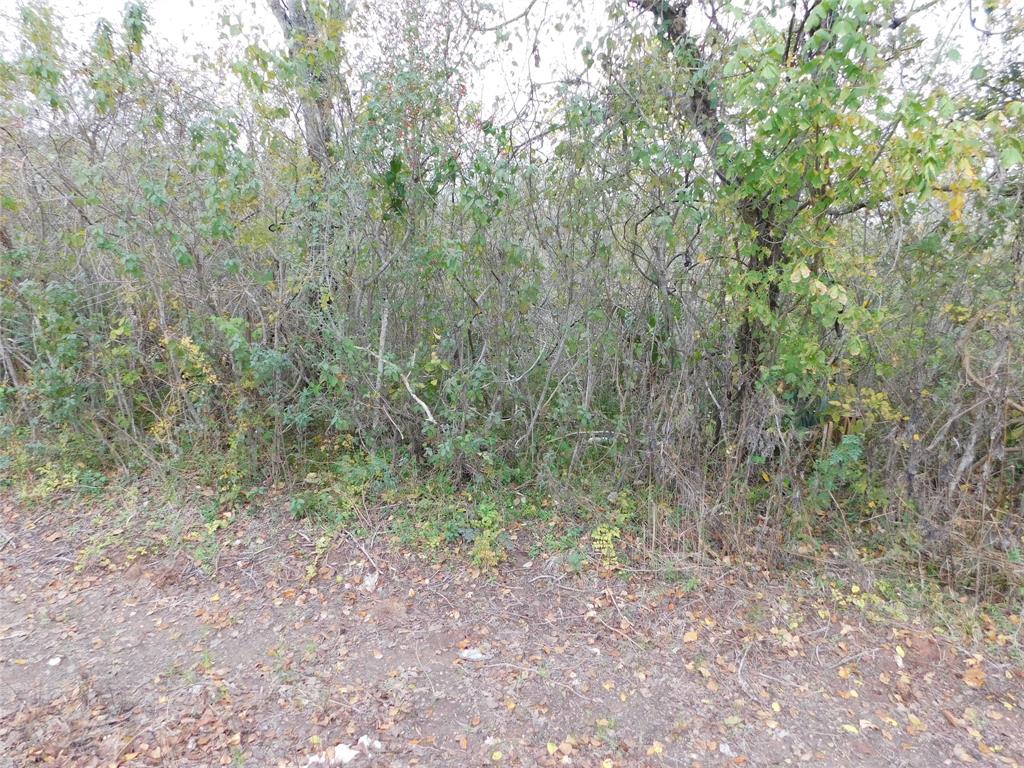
[348,531,381,573]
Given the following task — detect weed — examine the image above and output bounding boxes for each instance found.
[469,499,506,568]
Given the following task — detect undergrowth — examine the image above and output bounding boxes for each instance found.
[3,428,1021,618]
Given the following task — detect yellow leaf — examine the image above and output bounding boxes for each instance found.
[963,665,986,689]
[646,741,664,756]
[771,701,781,713]
[547,743,557,756]
[491,750,503,761]
[790,263,811,283]
[683,630,699,643]
[842,724,859,735]
[948,190,965,223]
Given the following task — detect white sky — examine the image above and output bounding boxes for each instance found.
[6,0,1005,115]
[13,0,606,116]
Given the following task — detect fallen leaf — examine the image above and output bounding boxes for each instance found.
[953,745,977,764]
[963,665,986,689]
[907,713,927,735]
[943,710,966,728]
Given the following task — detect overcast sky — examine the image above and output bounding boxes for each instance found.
[7,0,1004,115]
[11,0,607,116]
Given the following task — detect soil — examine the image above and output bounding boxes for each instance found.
[1,494,1022,767]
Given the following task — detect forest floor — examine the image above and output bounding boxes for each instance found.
[1,491,1023,768]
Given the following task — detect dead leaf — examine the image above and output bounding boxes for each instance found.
[963,665,986,689]
[953,745,977,763]
[943,710,967,728]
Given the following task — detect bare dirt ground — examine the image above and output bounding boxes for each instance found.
[1,494,1022,768]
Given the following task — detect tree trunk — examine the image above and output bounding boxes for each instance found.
[266,0,338,173]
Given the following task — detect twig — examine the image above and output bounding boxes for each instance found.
[415,645,441,699]
[420,584,459,613]
[754,671,803,688]
[603,587,649,643]
[826,647,877,669]
[597,616,644,650]
[348,531,380,573]
[355,345,437,424]
[736,642,760,700]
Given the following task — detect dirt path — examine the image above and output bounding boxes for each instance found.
[1,498,1022,767]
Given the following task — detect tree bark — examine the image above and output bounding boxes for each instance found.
[629,0,784,393]
[266,0,337,172]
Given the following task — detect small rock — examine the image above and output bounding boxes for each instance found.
[459,647,489,661]
[356,735,382,751]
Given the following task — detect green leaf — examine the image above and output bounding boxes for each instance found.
[1000,146,1023,167]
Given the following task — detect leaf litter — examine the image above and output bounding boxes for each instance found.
[0,498,1022,766]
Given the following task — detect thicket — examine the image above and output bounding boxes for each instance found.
[1,0,1022,594]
